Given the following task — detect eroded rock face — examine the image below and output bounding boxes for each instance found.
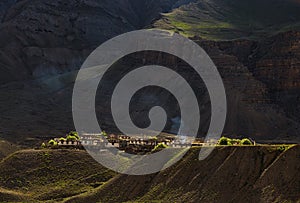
[252,31,300,91]
[190,33,300,141]
[0,0,191,84]
[249,31,300,127]
[100,33,300,141]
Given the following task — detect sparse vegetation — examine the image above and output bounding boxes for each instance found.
[241,138,252,145]
[41,143,46,148]
[48,139,57,146]
[66,135,78,142]
[218,137,254,146]
[153,0,300,40]
[152,143,168,152]
[68,131,80,140]
[0,149,117,202]
[277,146,287,152]
[276,145,294,153]
[65,145,299,203]
[43,131,80,148]
[0,136,297,203]
[59,137,66,142]
[100,131,108,137]
[218,137,231,146]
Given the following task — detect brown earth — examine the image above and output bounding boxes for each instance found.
[64,145,300,203]
[0,139,21,160]
[0,146,299,202]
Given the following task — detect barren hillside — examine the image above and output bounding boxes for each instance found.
[0,146,298,202]
[66,146,300,203]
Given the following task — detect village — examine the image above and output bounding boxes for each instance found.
[43,131,255,154]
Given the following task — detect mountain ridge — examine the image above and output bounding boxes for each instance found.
[0,1,300,144]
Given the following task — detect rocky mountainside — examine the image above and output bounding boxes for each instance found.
[0,0,193,143]
[0,0,300,144]
[198,31,300,141]
[0,0,191,84]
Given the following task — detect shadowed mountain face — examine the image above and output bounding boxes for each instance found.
[0,0,193,84]
[153,0,300,40]
[0,0,300,144]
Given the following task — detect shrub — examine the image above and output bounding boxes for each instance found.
[68,131,79,140]
[41,143,46,148]
[100,131,108,137]
[48,139,57,146]
[59,137,66,142]
[150,137,158,140]
[241,138,252,145]
[277,145,290,152]
[66,135,77,142]
[218,137,231,145]
[152,143,168,152]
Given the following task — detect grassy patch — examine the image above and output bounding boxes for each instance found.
[267,145,295,153]
[153,0,300,40]
[0,149,117,202]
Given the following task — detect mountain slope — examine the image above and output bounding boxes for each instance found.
[153,0,300,40]
[65,146,300,203]
[0,139,21,160]
[2,32,300,144]
[0,0,192,84]
[0,149,116,202]
[0,1,300,144]
[0,146,298,202]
